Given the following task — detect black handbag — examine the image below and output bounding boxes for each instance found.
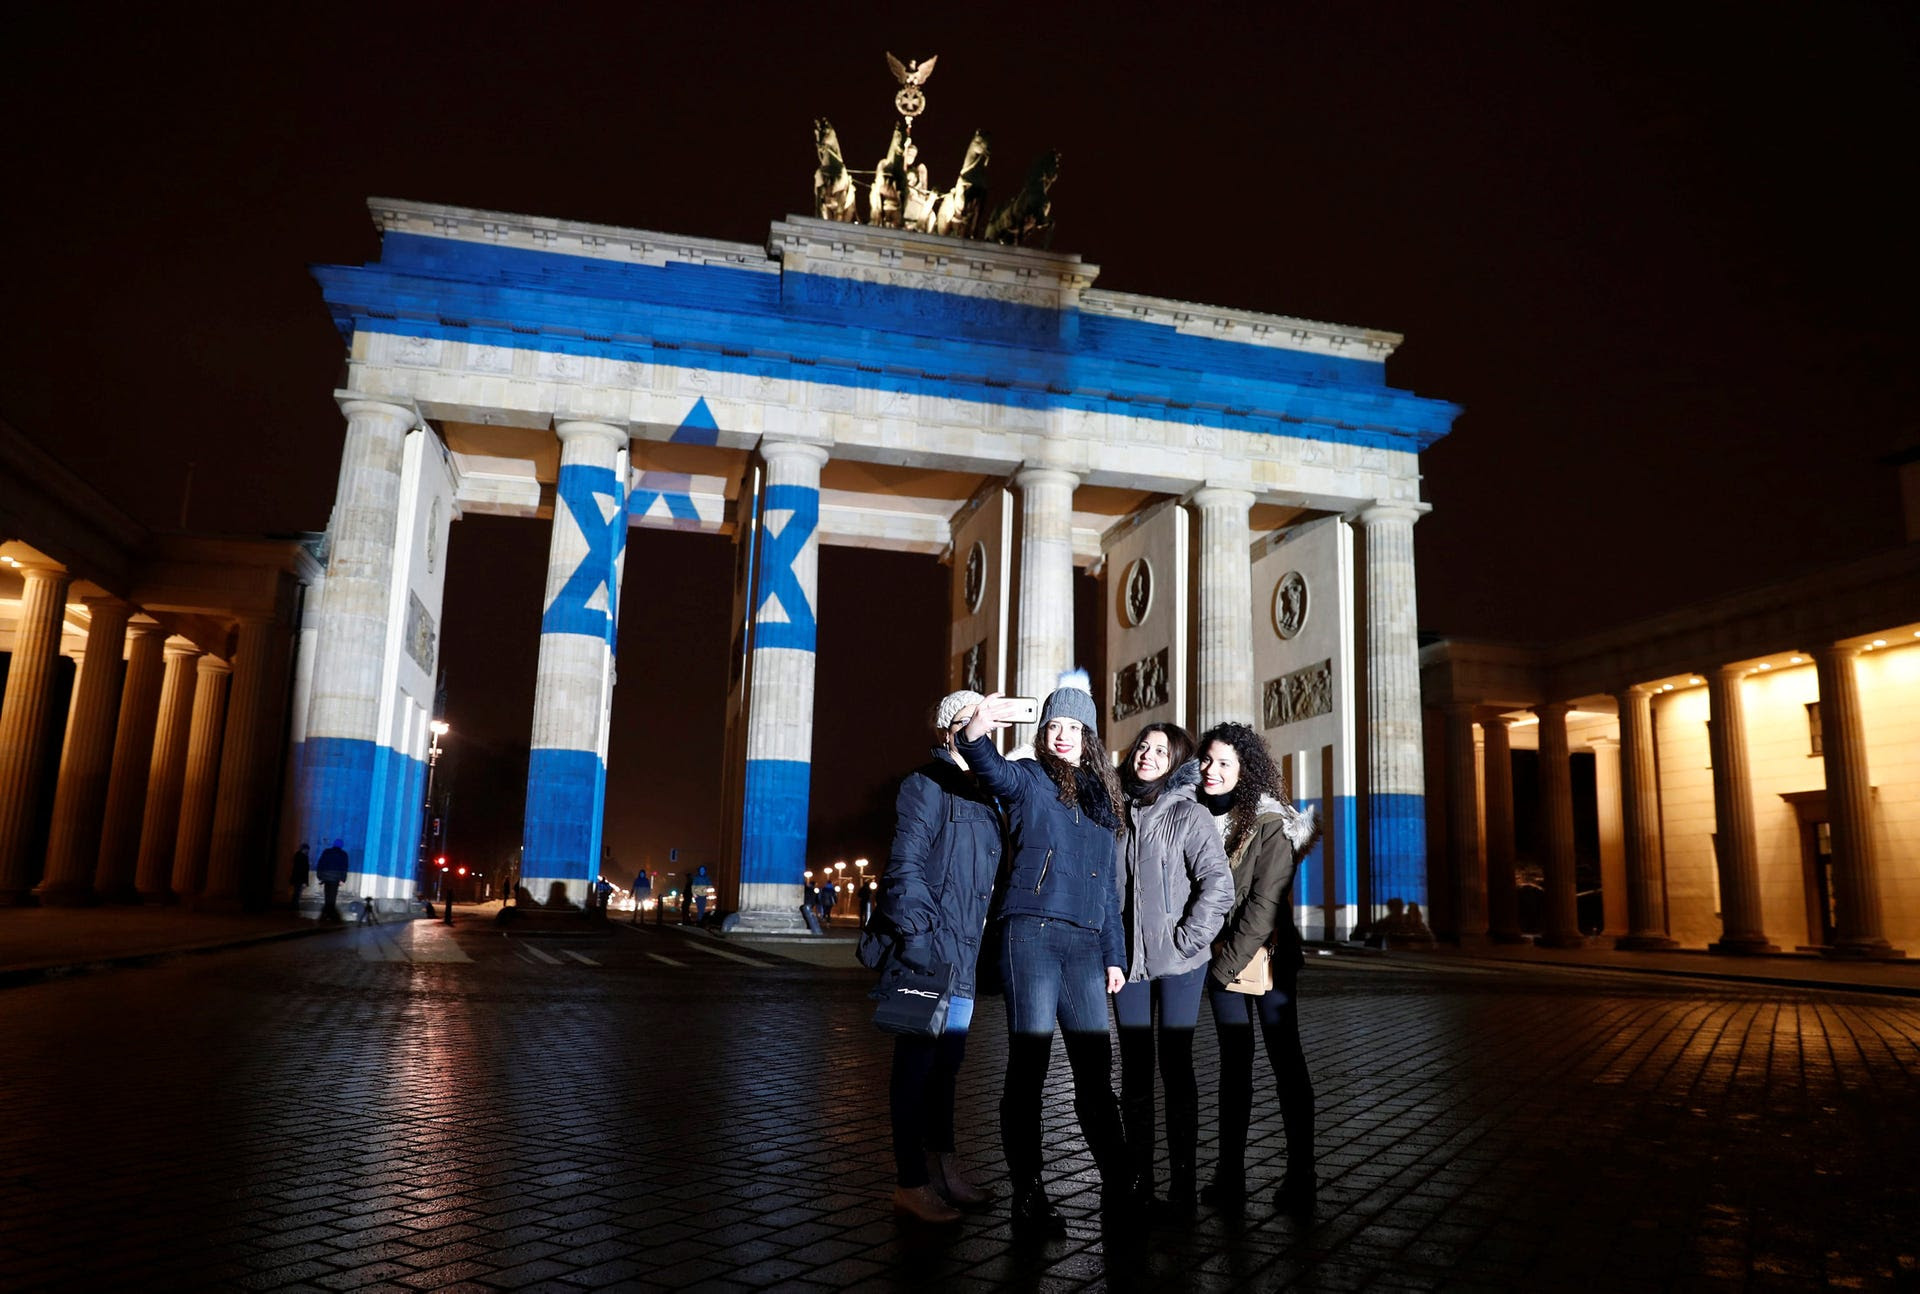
[872,960,956,1038]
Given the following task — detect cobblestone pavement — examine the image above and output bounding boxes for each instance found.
[2,920,1916,1292]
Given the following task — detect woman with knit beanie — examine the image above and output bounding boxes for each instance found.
[1195,721,1322,1214]
[877,689,1003,1224]
[957,672,1131,1237]
[1112,722,1233,1215]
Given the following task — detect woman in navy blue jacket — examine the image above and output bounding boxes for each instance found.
[878,690,1004,1224]
[956,673,1131,1236]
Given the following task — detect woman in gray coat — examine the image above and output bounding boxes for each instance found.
[1113,722,1233,1214]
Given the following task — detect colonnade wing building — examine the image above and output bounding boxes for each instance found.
[297,199,1460,933]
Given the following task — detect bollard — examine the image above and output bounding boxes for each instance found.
[442,893,453,925]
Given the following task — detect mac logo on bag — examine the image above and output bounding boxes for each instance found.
[896,987,941,999]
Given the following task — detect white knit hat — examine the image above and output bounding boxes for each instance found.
[935,689,986,730]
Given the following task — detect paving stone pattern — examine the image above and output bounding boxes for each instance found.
[1,924,1916,1292]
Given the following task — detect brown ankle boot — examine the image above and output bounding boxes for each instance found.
[927,1150,996,1208]
[892,1183,962,1224]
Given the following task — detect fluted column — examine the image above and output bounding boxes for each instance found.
[37,596,134,905]
[1190,485,1255,732]
[201,618,277,909]
[1814,645,1902,958]
[134,641,201,899]
[1614,685,1676,949]
[0,564,73,904]
[93,621,166,900]
[1357,503,1430,933]
[1014,466,1078,707]
[169,654,231,900]
[1590,737,1627,936]
[733,436,828,928]
[1706,666,1776,953]
[1444,703,1487,940]
[1481,712,1523,942]
[1536,702,1584,947]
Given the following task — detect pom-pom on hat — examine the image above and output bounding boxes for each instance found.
[1039,668,1099,733]
[935,689,985,730]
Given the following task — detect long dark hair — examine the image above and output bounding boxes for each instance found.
[1120,722,1196,805]
[1196,721,1283,855]
[1036,727,1126,835]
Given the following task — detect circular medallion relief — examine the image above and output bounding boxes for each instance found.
[1121,558,1154,627]
[1273,570,1309,640]
[963,541,986,613]
[426,499,443,574]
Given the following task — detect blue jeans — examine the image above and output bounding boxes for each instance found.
[999,917,1128,1186]
[1113,966,1206,1191]
[889,997,974,1187]
[1207,973,1314,1189]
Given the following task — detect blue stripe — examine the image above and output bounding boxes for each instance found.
[1368,792,1427,907]
[740,757,810,889]
[523,747,604,881]
[294,735,424,881]
[314,235,1460,450]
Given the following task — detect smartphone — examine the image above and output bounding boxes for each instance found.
[1004,696,1041,724]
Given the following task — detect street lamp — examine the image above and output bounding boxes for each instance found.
[834,861,847,912]
[419,720,451,899]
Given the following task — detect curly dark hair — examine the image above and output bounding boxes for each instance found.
[1035,726,1126,836]
[1120,722,1196,805]
[1196,721,1283,855]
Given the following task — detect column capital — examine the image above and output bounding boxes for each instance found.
[1476,707,1515,728]
[126,618,167,643]
[759,436,830,468]
[78,593,132,616]
[1355,500,1432,527]
[1813,641,1861,664]
[1536,699,1572,720]
[195,654,233,678]
[1619,682,1657,700]
[1587,736,1620,751]
[554,418,630,450]
[1187,483,1256,510]
[1014,464,1078,491]
[333,391,416,423]
[162,636,203,661]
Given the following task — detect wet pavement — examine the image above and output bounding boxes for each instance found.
[2,918,1917,1292]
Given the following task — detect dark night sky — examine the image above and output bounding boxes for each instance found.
[4,4,1915,877]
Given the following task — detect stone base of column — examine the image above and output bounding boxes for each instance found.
[1707,936,1780,955]
[1535,932,1593,949]
[33,882,100,908]
[722,907,811,935]
[1822,939,1908,961]
[1615,933,1680,951]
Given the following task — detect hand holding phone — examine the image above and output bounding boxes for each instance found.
[963,693,1043,740]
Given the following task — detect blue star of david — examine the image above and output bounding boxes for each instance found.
[540,462,626,644]
[753,483,818,653]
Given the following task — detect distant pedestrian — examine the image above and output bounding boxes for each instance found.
[359,891,381,925]
[595,876,614,914]
[1197,721,1321,1215]
[289,844,310,913]
[858,880,874,929]
[316,839,349,922]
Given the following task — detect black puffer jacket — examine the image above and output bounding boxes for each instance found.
[876,749,1003,997]
[956,731,1125,970]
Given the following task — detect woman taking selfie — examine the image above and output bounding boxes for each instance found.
[1196,721,1321,1214]
[957,673,1130,1236]
[1113,722,1232,1215]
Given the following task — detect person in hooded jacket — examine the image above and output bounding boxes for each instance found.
[1113,722,1233,1215]
[1196,721,1322,1215]
[878,689,1005,1225]
[957,674,1131,1236]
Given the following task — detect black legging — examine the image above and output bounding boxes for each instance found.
[1207,973,1314,1189]
[889,1025,970,1187]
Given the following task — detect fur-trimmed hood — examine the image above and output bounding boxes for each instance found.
[1257,793,1322,856]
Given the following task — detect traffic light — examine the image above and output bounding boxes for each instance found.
[456,866,468,877]
[437,856,447,869]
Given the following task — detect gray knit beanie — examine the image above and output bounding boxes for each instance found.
[1039,668,1099,734]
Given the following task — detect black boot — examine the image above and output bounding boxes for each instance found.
[1273,1171,1316,1215]
[1010,1179,1067,1238]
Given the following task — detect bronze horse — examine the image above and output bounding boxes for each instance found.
[982,149,1059,248]
[931,129,991,239]
[813,118,856,223]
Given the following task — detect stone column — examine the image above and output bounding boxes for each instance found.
[521,419,630,910]
[1614,685,1676,949]
[36,596,134,905]
[201,617,277,909]
[1813,645,1903,958]
[1014,466,1078,706]
[169,654,231,900]
[1536,702,1585,947]
[1356,503,1430,936]
[732,437,828,930]
[135,640,201,899]
[1190,485,1255,732]
[0,564,72,905]
[1444,703,1487,940]
[1589,737,1628,937]
[295,394,413,873]
[93,621,166,900]
[1706,665,1776,953]
[1481,712,1523,942]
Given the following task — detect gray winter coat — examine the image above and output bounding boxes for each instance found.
[1117,760,1233,982]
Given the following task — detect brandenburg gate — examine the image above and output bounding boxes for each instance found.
[294,191,1458,937]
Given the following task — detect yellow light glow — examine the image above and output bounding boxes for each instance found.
[1662,684,1674,691]
[1758,663,1771,671]
[1689,677,1703,685]
[1789,655,1804,664]
[1873,639,1888,647]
